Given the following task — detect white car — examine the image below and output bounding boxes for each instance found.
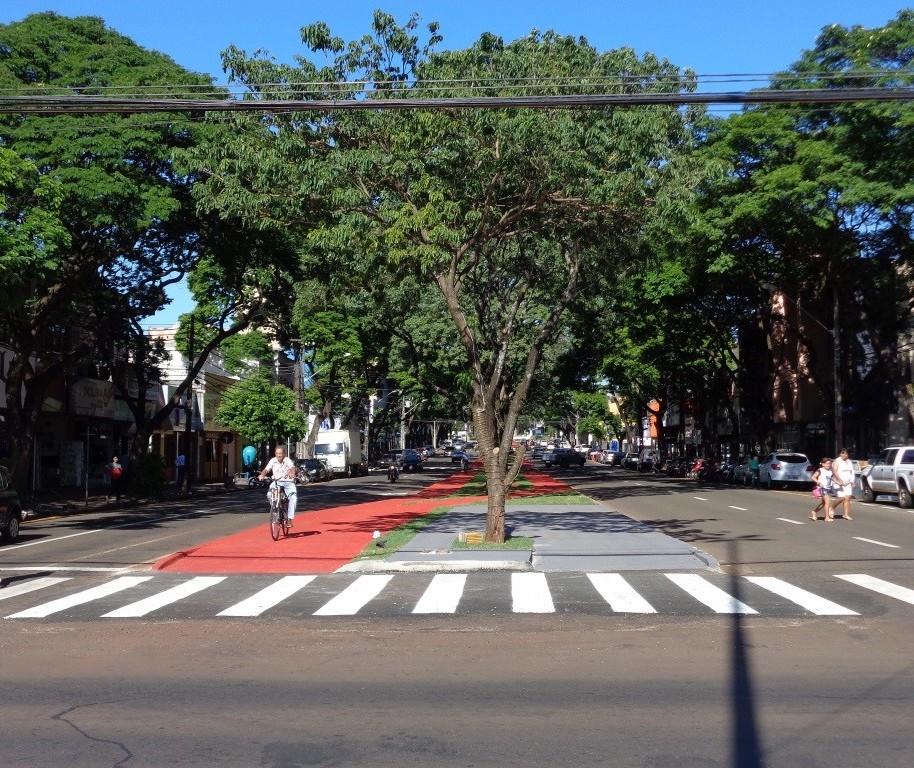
[758,452,814,489]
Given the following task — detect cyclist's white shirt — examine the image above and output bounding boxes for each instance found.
[264,457,296,481]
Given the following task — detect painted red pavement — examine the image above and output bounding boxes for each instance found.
[155,465,575,574]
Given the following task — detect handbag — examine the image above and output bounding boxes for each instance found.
[812,486,823,499]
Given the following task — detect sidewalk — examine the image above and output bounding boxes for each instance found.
[156,467,716,574]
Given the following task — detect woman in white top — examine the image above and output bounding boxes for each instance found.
[828,448,855,521]
[810,458,833,521]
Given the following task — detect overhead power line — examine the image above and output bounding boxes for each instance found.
[1,87,913,115]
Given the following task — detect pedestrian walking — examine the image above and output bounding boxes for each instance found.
[829,447,855,521]
[175,452,186,489]
[810,458,832,520]
[107,456,124,502]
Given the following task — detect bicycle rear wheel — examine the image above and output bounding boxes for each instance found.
[269,502,281,541]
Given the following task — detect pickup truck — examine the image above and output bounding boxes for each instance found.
[858,446,914,506]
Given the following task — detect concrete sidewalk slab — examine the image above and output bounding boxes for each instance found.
[363,501,716,573]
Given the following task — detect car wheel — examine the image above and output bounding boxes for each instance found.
[2,513,20,542]
[860,480,875,504]
[899,484,913,508]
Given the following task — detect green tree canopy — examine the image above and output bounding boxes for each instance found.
[215,371,308,446]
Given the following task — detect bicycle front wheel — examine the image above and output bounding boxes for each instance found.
[280,499,290,536]
[269,503,281,541]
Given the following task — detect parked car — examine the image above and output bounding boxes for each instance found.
[665,456,691,478]
[601,450,625,466]
[543,447,586,468]
[637,448,661,472]
[0,466,23,542]
[297,458,333,483]
[621,453,640,470]
[858,446,914,506]
[422,445,436,458]
[532,444,547,460]
[758,452,814,489]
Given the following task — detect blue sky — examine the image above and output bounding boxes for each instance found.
[4,1,910,322]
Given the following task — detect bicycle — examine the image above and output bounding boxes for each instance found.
[268,482,290,540]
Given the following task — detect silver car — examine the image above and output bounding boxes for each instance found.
[758,452,814,489]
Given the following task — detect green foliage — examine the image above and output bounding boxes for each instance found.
[215,371,308,445]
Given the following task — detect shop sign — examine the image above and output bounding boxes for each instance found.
[70,378,117,418]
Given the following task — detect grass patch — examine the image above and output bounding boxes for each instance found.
[450,471,535,496]
[507,492,595,505]
[353,504,453,561]
[451,536,534,550]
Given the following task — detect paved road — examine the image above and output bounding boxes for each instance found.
[3,460,914,767]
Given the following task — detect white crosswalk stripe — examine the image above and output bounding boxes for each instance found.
[103,576,226,618]
[745,576,858,616]
[313,574,393,616]
[587,573,657,613]
[512,572,555,613]
[413,573,467,614]
[218,575,316,617]
[836,574,914,606]
[665,573,758,615]
[0,576,71,602]
[4,571,914,620]
[7,576,152,618]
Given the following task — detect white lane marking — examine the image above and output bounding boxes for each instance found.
[693,496,708,501]
[777,518,805,525]
[852,537,900,549]
[218,575,316,617]
[745,576,858,616]
[0,576,71,602]
[511,572,555,613]
[103,576,226,618]
[836,574,914,606]
[665,574,758,614]
[412,574,467,614]
[728,506,749,511]
[313,575,393,616]
[7,576,152,618]
[0,509,212,554]
[587,573,656,613]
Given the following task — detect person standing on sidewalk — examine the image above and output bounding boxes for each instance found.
[107,456,124,502]
[829,448,855,521]
[175,453,186,489]
[810,458,832,521]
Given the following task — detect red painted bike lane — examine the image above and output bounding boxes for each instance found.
[155,467,574,574]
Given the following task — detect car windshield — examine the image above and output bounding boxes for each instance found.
[315,443,344,455]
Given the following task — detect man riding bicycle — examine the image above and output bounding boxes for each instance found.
[258,447,298,528]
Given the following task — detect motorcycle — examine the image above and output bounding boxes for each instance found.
[387,461,400,483]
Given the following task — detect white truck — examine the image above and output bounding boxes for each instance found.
[859,446,914,507]
[314,425,365,477]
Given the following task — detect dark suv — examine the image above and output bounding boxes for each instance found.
[400,449,425,472]
[0,466,24,542]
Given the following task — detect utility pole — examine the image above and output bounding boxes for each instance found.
[833,285,843,455]
[182,316,194,494]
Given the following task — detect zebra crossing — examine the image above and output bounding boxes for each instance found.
[3,570,914,621]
